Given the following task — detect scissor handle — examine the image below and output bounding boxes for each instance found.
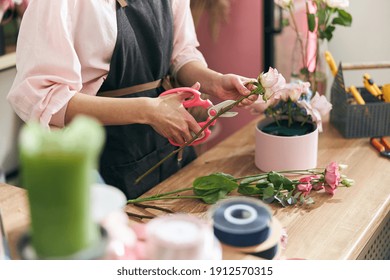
[160,87,216,146]
[160,87,213,109]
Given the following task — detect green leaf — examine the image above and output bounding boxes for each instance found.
[262,184,275,200]
[335,9,352,26]
[238,184,263,196]
[319,25,335,41]
[255,180,270,189]
[267,172,294,191]
[199,190,230,204]
[307,13,316,32]
[193,173,238,204]
[305,197,315,204]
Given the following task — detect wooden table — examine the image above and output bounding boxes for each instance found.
[1,117,389,260]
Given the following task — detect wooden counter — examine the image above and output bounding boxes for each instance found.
[1,117,389,260]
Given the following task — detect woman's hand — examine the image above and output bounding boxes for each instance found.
[176,62,258,107]
[147,87,202,146]
[215,74,258,107]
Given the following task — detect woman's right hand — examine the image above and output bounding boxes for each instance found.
[147,88,203,146]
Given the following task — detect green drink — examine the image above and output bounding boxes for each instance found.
[19,116,105,259]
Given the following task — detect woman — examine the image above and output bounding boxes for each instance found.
[7,0,256,198]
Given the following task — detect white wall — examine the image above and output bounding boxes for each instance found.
[328,0,390,89]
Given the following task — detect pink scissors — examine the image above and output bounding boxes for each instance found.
[160,87,238,146]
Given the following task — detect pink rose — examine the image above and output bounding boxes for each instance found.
[259,67,286,100]
[323,162,341,195]
[296,175,319,196]
[296,92,332,133]
[310,92,333,118]
[324,185,337,195]
[280,81,311,102]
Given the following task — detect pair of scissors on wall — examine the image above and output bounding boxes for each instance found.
[160,87,238,146]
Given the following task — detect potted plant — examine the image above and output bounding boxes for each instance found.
[249,67,332,171]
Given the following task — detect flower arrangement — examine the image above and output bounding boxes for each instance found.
[275,0,352,92]
[249,67,332,134]
[128,161,354,207]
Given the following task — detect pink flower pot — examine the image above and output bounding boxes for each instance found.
[255,118,318,172]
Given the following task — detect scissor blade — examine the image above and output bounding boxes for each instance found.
[219,111,238,117]
[208,100,238,118]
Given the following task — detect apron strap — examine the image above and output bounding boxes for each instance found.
[98,76,174,97]
[116,0,128,8]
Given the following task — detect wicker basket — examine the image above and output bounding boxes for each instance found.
[330,63,390,138]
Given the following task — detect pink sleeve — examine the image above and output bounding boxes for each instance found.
[7,0,82,128]
[170,0,207,77]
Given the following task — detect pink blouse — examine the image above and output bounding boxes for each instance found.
[7,0,206,127]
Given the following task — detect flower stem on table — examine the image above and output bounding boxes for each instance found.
[128,162,354,207]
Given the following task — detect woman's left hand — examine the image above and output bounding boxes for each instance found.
[215,74,258,107]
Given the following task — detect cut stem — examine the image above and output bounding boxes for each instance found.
[127,187,193,204]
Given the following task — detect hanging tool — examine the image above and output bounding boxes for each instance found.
[370,137,390,159]
[363,73,383,99]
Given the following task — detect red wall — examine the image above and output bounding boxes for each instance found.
[195,0,264,149]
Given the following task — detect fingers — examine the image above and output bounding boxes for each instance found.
[234,77,259,107]
[169,127,202,146]
[191,82,201,90]
[174,117,202,145]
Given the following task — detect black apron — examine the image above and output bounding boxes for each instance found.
[98,0,196,199]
